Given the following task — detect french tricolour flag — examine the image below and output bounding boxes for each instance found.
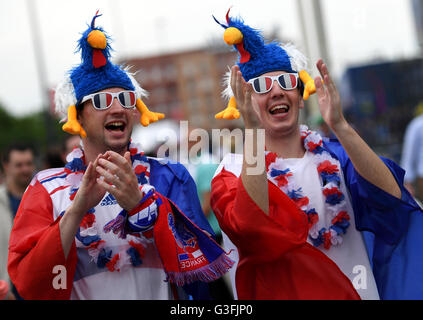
[178,249,203,261]
[279,74,297,89]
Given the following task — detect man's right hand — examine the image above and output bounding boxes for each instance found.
[230,65,269,215]
[70,155,106,216]
[230,65,261,130]
[59,155,106,259]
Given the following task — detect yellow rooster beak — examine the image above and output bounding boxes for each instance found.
[224,27,243,45]
[87,30,107,49]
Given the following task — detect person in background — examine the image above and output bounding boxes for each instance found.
[183,132,223,243]
[0,143,36,300]
[181,130,233,300]
[313,114,336,139]
[43,136,82,170]
[43,146,66,169]
[401,101,423,202]
[62,135,82,163]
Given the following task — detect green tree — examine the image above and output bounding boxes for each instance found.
[0,104,66,161]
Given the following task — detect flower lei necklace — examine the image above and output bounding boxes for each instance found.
[62,142,155,272]
[265,125,351,250]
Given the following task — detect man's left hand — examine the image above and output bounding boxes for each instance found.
[95,151,142,211]
[314,59,347,132]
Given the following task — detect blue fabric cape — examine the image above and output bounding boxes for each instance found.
[148,157,215,300]
[325,138,423,299]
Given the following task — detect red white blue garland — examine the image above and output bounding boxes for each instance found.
[266,125,351,250]
[61,142,156,272]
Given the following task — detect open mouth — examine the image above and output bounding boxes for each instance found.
[105,121,126,132]
[269,105,289,115]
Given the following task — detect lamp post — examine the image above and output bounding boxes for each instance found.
[26,0,55,146]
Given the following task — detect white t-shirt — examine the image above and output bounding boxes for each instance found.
[216,153,380,300]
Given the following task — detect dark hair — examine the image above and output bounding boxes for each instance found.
[1,143,35,164]
[298,79,305,96]
[76,103,85,113]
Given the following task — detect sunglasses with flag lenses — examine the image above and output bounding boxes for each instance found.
[80,91,137,110]
[248,73,299,94]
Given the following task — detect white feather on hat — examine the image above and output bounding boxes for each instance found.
[54,75,77,122]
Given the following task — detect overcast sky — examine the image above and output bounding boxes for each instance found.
[0,0,420,117]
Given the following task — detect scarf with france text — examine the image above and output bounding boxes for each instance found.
[99,143,234,286]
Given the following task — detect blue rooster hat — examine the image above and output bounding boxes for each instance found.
[70,11,135,106]
[55,11,164,138]
[213,9,316,121]
[214,9,297,81]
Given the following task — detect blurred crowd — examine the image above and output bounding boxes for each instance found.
[0,135,80,300]
[1,98,423,300]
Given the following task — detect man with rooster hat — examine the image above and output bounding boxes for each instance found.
[7,12,233,300]
[210,9,423,300]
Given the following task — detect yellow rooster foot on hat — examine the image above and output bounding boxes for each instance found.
[215,96,240,120]
[140,110,165,127]
[303,80,316,100]
[136,99,165,127]
[299,70,318,101]
[62,105,87,138]
[215,106,240,120]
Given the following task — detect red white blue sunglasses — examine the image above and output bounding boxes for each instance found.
[80,90,137,110]
[248,73,299,94]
